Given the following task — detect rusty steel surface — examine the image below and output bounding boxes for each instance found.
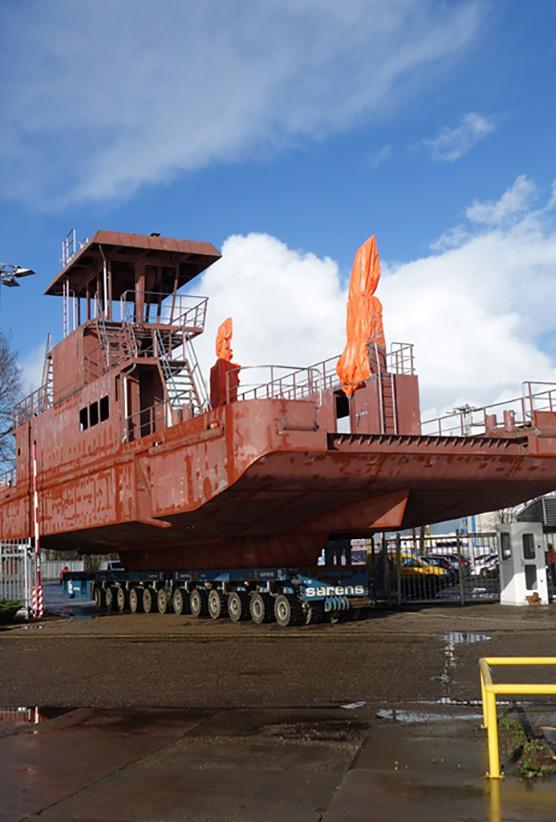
[45,230,221,297]
[3,230,556,570]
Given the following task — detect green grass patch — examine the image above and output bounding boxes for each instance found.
[499,713,556,779]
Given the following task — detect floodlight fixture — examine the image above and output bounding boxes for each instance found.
[0,275,21,287]
[13,266,36,278]
[0,262,36,289]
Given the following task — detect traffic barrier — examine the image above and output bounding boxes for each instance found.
[31,585,44,619]
[479,656,556,778]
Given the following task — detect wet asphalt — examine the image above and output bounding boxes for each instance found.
[1,599,556,820]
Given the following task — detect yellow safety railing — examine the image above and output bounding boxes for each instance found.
[479,656,556,779]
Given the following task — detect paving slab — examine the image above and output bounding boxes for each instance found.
[39,734,358,821]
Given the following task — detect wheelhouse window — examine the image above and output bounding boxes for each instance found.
[79,407,88,431]
[100,395,109,422]
[89,401,99,427]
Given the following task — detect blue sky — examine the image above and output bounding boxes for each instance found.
[1,0,556,412]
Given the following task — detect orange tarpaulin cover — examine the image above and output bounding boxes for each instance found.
[210,317,240,407]
[336,235,385,397]
[215,317,234,362]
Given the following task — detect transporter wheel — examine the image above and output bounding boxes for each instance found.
[190,588,209,618]
[274,594,303,628]
[142,587,154,614]
[250,592,274,624]
[116,587,129,613]
[93,586,105,610]
[208,589,227,620]
[104,586,116,611]
[305,602,325,625]
[129,587,144,613]
[172,587,191,615]
[227,592,249,622]
[156,588,170,614]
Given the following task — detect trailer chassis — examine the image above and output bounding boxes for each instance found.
[63,566,371,627]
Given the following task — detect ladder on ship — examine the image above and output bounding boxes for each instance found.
[154,328,208,414]
[41,334,54,407]
[370,343,398,435]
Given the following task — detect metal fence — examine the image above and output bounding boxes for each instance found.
[0,540,33,617]
[368,531,501,605]
[40,559,84,582]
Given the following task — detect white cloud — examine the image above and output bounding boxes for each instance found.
[424,112,495,161]
[369,145,393,168]
[547,179,556,211]
[193,234,346,375]
[20,343,47,393]
[192,177,556,417]
[465,174,537,225]
[0,0,483,205]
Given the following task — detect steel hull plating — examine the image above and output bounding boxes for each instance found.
[4,398,556,570]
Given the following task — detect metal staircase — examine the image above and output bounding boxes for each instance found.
[96,318,138,369]
[154,328,207,414]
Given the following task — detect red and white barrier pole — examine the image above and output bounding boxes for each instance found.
[31,441,44,619]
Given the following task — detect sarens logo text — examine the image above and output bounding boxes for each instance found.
[305,585,366,597]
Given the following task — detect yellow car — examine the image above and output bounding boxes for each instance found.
[389,552,448,597]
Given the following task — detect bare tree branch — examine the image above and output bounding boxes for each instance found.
[0,330,23,472]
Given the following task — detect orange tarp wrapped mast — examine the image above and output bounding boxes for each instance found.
[336,235,385,397]
[210,317,240,407]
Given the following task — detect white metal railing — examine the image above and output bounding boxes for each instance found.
[60,228,89,268]
[119,291,208,333]
[0,467,16,488]
[421,382,556,437]
[307,341,416,394]
[12,383,53,428]
[0,540,33,619]
[225,365,322,404]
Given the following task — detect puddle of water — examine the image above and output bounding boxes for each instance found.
[376,708,483,724]
[341,701,367,710]
[441,631,492,645]
[433,632,493,704]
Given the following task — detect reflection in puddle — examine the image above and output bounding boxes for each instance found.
[376,707,482,724]
[0,706,71,727]
[433,632,492,704]
[441,632,492,645]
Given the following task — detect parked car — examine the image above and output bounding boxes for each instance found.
[471,553,499,579]
[389,552,449,598]
[424,554,459,585]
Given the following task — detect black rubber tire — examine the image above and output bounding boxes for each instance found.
[94,586,105,610]
[250,592,274,624]
[208,589,227,620]
[274,594,304,628]
[190,588,209,618]
[116,587,129,613]
[142,587,154,614]
[172,587,191,615]
[104,586,116,611]
[129,587,143,613]
[305,602,325,625]
[227,592,249,622]
[156,588,170,614]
